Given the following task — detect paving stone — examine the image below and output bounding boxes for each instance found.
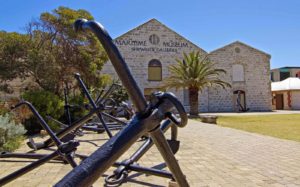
[0,119,300,186]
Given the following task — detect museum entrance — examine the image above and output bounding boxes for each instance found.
[233,90,248,112]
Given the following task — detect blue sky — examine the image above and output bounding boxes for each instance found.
[1,0,299,68]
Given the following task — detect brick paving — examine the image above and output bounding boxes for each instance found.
[1,119,300,186]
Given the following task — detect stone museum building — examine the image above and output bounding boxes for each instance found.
[103,19,273,112]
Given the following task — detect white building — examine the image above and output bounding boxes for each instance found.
[272,77,300,110]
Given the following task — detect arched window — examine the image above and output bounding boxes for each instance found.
[148,59,162,81]
[232,64,244,82]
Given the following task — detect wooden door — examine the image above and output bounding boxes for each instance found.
[275,94,284,110]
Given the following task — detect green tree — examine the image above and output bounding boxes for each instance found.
[25,6,108,95]
[22,90,64,133]
[163,51,231,116]
[0,32,30,93]
[110,85,129,106]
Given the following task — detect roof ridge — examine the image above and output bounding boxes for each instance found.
[209,41,271,58]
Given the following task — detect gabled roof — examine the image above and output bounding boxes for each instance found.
[272,77,300,91]
[209,41,271,58]
[114,18,207,54]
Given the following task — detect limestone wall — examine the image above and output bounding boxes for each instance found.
[0,19,272,112]
[291,91,300,110]
[102,19,206,108]
[209,42,272,111]
[94,19,273,112]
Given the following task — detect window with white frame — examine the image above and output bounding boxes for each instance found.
[232,64,244,82]
[148,59,162,81]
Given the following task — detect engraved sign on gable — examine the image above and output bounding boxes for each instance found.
[149,34,160,45]
[114,35,189,53]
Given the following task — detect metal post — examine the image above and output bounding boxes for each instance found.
[97,84,117,104]
[126,119,173,162]
[74,73,113,138]
[102,112,127,125]
[113,162,173,179]
[150,127,189,187]
[42,107,102,149]
[0,152,64,161]
[64,86,72,126]
[13,101,62,147]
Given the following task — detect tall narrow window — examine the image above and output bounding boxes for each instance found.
[271,72,274,81]
[148,59,162,81]
[279,68,290,81]
[232,64,244,82]
[280,72,290,81]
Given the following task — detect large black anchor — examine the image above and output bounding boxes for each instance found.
[105,91,186,186]
[55,19,190,187]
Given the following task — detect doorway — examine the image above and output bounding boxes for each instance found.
[275,94,284,110]
[233,90,248,112]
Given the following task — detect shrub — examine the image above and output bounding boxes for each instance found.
[60,93,89,123]
[0,114,26,152]
[110,85,129,106]
[2,98,33,124]
[0,103,9,116]
[22,90,64,133]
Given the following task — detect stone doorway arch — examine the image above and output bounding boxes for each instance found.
[233,90,249,112]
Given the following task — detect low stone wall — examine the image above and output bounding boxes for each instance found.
[199,115,218,124]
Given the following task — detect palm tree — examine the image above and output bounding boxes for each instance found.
[163,51,231,116]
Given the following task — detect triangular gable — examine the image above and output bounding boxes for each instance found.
[209,41,271,58]
[114,18,207,54]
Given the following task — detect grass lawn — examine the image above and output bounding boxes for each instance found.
[216,114,300,142]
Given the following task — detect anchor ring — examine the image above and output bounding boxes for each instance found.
[105,172,128,187]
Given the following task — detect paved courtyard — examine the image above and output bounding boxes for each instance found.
[1,119,300,187]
